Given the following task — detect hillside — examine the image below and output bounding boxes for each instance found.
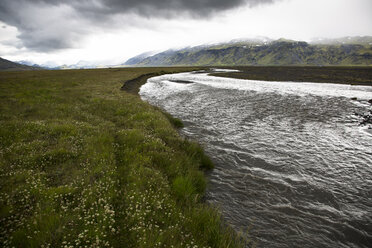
[125,37,372,66]
[0,57,42,71]
[123,51,157,66]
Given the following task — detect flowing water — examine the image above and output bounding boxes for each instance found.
[139,70,372,248]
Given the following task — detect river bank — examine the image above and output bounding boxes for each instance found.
[0,68,245,248]
[211,66,372,86]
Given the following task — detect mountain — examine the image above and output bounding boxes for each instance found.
[0,57,43,71]
[16,60,41,67]
[123,51,157,65]
[17,60,110,70]
[311,36,372,45]
[65,60,108,69]
[126,37,372,66]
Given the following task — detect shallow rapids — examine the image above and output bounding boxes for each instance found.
[139,70,372,248]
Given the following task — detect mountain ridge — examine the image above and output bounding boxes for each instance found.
[0,57,43,71]
[124,37,372,66]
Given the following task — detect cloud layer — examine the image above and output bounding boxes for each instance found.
[0,0,275,52]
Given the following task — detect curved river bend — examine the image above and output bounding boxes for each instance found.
[139,70,372,248]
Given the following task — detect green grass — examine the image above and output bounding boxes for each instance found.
[155,108,185,129]
[0,68,246,248]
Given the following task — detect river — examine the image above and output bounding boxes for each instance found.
[139,70,372,248]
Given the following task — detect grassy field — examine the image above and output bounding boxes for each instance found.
[0,68,246,248]
[212,66,372,86]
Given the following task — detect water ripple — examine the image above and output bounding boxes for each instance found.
[140,71,372,248]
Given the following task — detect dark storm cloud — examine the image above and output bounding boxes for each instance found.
[76,0,276,16]
[0,0,277,52]
[14,0,276,15]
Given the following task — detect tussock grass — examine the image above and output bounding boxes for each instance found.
[0,68,246,247]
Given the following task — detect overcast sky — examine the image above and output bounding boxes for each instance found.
[0,0,371,66]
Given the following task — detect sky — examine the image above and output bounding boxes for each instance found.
[0,0,371,66]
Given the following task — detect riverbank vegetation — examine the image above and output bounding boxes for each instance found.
[0,68,245,247]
